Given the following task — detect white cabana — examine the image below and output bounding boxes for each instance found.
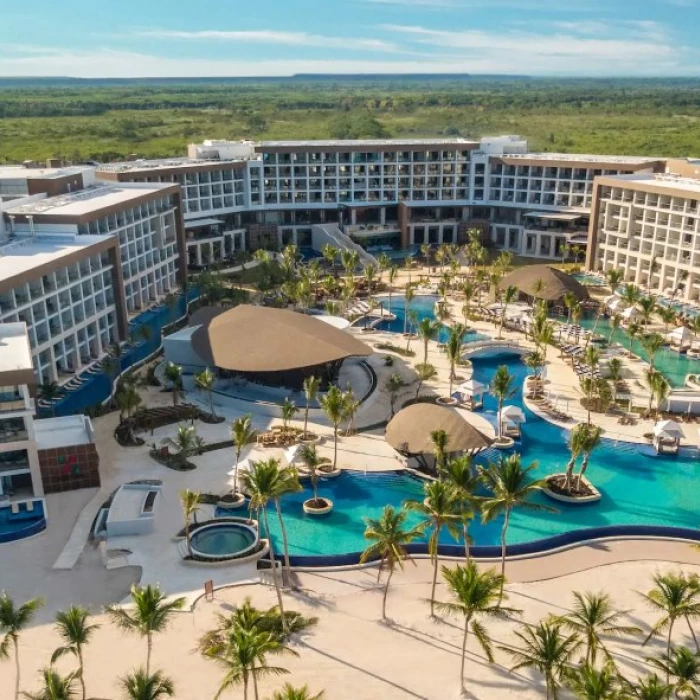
[283,444,304,468]
[653,419,684,455]
[453,379,486,410]
[621,306,639,321]
[607,297,626,313]
[500,405,526,439]
[667,326,692,347]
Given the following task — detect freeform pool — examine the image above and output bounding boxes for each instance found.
[189,522,258,559]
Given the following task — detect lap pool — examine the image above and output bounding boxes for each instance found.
[259,351,700,565]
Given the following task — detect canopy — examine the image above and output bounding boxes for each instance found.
[607,297,626,312]
[385,403,492,455]
[283,444,303,467]
[653,420,684,438]
[667,326,692,343]
[499,265,589,303]
[501,405,526,424]
[456,379,487,397]
[621,307,639,320]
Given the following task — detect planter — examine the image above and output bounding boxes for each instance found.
[299,433,323,445]
[303,498,334,515]
[543,474,601,504]
[318,465,342,479]
[436,396,458,406]
[492,436,515,450]
[217,493,247,510]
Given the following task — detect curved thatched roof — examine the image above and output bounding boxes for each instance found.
[500,265,589,302]
[385,403,492,455]
[191,305,372,372]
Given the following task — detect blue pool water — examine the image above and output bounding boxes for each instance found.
[573,274,605,287]
[190,523,257,557]
[374,294,490,344]
[260,350,700,561]
[0,501,46,543]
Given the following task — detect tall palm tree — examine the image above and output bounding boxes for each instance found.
[301,376,320,439]
[387,373,403,418]
[51,606,100,700]
[576,425,604,491]
[436,562,516,697]
[162,362,182,406]
[363,262,377,294]
[563,291,578,325]
[553,591,640,666]
[179,489,201,557]
[462,280,476,326]
[319,385,345,469]
[627,674,673,700]
[405,480,463,617]
[658,307,677,333]
[416,317,440,365]
[116,385,142,438]
[414,363,438,399]
[420,242,432,269]
[360,505,425,620]
[502,621,581,700]
[650,372,671,419]
[639,296,658,328]
[641,333,666,371]
[490,365,516,441]
[620,283,641,309]
[299,444,324,510]
[564,660,627,700]
[231,414,255,498]
[564,423,588,493]
[480,455,555,602]
[341,388,360,437]
[444,324,465,398]
[605,268,624,293]
[280,398,298,435]
[271,683,325,700]
[499,285,518,339]
[640,572,700,661]
[387,265,398,312]
[608,314,622,345]
[0,593,45,700]
[440,455,481,561]
[607,357,623,404]
[240,460,290,623]
[120,669,175,700]
[22,668,81,700]
[430,429,449,473]
[648,646,700,699]
[403,286,415,335]
[105,585,185,674]
[194,367,217,418]
[321,243,337,272]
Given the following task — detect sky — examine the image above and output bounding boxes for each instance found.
[1,0,699,78]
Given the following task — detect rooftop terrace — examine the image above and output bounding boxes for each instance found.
[0,322,33,374]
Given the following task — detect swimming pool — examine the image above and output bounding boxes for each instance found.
[573,274,605,287]
[374,294,490,344]
[260,350,700,564]
[0,500,46,543]
[189,522,258,559]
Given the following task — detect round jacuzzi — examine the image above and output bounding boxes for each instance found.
[189,522,259,560]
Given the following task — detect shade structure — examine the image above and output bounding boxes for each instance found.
[606,297,626,312]
[457,379,487,397]
[501,405,526,424]
[621,306,639,320]
[385,403,492,456]
[667,326,692,344]
[653,419,684,438]
[192,305,372,372]
[499,265,589,303]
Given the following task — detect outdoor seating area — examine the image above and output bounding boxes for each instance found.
[256,426,301,448]
[652,419,684,455]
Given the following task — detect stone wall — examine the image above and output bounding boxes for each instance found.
[38,443,100,494]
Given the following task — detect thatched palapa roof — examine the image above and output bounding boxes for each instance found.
[385,403,492,455]
[191,305,372,372]
[500,265,589,302]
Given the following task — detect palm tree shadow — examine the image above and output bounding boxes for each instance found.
[286,586,337,612]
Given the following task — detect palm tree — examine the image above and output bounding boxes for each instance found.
[105,585,185,674]
[440,455,481,561]
[179,489,201,557]
[116,385,142,441]
[280,398,298,435]
[607,357,623,404]
[502,621,581,700]
[628,321,642,357]
[576,424,603,491]
[605,268,624,293]
[319,385,345,469]
[564,660,626,700]
[648,646,700,698]
[563,291,578,325]
[640,572,700,660]
[437,562,516,696]
[120,669,175,700]
[420,242,432,268]
[621,283,641,309]
[608,313,622,345]
[363,262,377,294]
[101,354,121,408]
[430,429,449,473]
[386,266,398,312]
[553,591,641,666]
[321,243,337,272]
[240,460,289,623]
[271,683,325,700]
[499,285,518,339]
[403,286,415,335]
[163,424,201,469]
[301,376,320,439]
[387,373,403,418]
[444,324,465,398]
[563,423,588,493]
[194,367,217,418]
[628,674,673,700]
[360,505,425,620]
[480,455,555,602]
[639,296,658,328]
[642,333,666,371]
[341,388,360,436]
[462,280,476,326]
[416,317,440,365]
[414,363,438,399]
[650,372,671,419]
[22,668,81,700]
[299,443,324,510]
[405,480,463,617]
[162,362,183,406]
[38,382,62,417]
[0,593,45,700]
[51,606,100,700]
[658,307,677,333]
[491,365,516,441]
[231,414,255,497]
[524,350,545,379]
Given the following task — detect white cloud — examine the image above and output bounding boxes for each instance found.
[135,29,402,54]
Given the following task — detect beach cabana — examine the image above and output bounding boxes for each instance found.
[453,379,487,410]
[621,307,639,322]
[606,296,626,313]
[500,405,526,439]
[666,326,691,351]
[653,419,684,455]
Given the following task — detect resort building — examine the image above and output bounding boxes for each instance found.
[587,171,700,301]
[0,175,186,383]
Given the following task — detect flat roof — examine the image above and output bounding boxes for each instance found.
[608,173,700,195]
[34,415,93,449]
[3,183,174,217]
[258,138,475,148]
[0,235,112,281]
[0,322,33,374]
[97,158,249,173]
[524,211,584,222]
[502,152,660,165]
[0,165,94,181]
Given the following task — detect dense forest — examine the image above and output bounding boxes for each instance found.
[1,77,700,163]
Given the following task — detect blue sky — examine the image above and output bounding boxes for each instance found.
[1,0,699,78]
